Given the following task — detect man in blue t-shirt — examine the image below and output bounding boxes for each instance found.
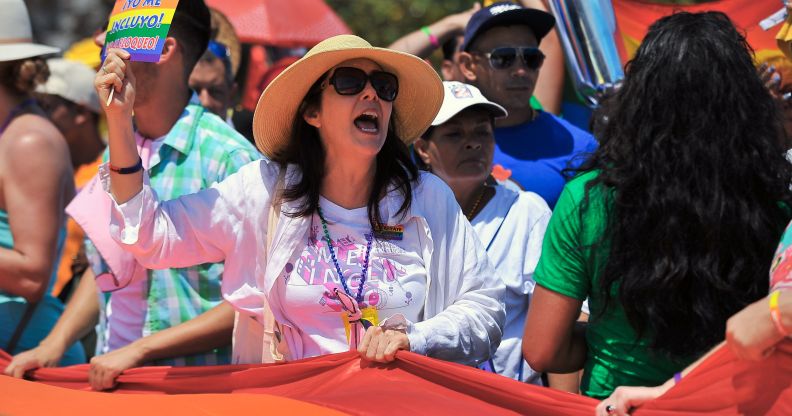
[457,2,597,208]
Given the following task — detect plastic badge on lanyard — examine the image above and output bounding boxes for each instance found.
[335,288,379,349]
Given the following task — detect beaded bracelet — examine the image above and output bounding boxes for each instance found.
[109,157,144,175]
[421,26,439,48]
[769,290,789,337]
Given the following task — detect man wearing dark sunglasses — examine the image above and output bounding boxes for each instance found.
[458,2,597,209]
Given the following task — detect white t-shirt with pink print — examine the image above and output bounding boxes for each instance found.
[276,197,427,357]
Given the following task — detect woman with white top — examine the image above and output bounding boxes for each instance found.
[413,81,551,384]
[93,35,505,372]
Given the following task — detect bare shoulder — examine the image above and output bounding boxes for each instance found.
[1,114,69,164]
[0,115,72,192]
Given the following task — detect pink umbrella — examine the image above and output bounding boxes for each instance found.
[205,0,351,46]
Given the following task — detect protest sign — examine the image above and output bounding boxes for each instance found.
[104,0,179,63]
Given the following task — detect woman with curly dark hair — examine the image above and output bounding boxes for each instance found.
[522,11,792,400]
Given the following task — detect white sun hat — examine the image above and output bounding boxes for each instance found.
[0,0,60,62]
[431,81,507,127]
[37,58,101,114]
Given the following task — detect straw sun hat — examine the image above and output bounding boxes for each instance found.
[253,35,444,157]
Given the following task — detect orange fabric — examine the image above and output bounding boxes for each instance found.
[2,343,791,415]
[1,376,345,415]
[53,156,103,297]
[637,341,792,415]
[613,0,781,62]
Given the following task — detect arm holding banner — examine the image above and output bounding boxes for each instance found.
[88,300,235,391]
[594,343,724,416]
[406,176,506,366]
[726,289,791,361]
[4,269,100,378]
[596,289,792,415]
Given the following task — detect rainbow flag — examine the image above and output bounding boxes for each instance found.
[104,0,179,62]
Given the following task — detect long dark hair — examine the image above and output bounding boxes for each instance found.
[271,72,419,230]
[580,11,792,359]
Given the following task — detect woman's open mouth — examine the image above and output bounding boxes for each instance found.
[354,111,379,134]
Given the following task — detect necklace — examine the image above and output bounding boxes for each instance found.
[317,206,373,304]
[465,185,487,221]
[0,98,37,135]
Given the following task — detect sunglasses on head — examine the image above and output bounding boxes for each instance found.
[207,40,232,67]
[325,67,399,102]
[474,46,545,71]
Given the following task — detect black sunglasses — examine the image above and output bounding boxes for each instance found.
[474,46,545,71]
[325,67,399,102]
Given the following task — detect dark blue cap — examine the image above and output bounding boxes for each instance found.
[461,2,556,52]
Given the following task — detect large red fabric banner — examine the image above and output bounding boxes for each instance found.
[1,342,791,415]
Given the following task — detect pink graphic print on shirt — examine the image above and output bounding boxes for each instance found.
[287,225,414,314]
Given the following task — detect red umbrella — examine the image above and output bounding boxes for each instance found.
[204,0,351,46]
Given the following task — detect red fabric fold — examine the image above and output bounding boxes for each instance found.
[1,343,790,415]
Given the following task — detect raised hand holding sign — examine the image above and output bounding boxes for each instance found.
[98,0,179,107]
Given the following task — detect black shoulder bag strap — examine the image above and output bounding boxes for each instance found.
[6,302,38,353]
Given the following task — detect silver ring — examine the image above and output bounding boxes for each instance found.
[605,405,616,414]
[101,66,108,74]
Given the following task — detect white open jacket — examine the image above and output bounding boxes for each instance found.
[101,159,505,365]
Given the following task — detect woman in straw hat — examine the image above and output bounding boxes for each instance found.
[95,35,505,365]
[0,0,84,365]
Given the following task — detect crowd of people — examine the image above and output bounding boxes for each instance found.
[0,0,790,414]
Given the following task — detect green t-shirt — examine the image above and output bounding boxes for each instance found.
[534,170,692,398]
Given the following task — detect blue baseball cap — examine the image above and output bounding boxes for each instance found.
[461,2,555,52]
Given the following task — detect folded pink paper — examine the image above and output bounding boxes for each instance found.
[66,173,144,292]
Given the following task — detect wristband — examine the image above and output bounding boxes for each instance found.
[421,26,439,48]
[769,290,790,336]
[109,157,144,174]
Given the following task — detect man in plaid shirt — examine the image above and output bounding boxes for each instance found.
[5,0,259,379]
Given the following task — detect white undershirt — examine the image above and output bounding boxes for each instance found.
[276,197,427,358]
[104,132,165,352]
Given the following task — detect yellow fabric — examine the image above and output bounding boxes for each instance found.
[777,6,792,61]
[63,38,102,70]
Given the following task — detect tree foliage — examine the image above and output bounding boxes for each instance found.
[325,0,717,47]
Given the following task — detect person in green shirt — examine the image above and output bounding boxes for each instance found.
[522,11,792,399]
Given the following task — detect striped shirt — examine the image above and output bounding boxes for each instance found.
[96,95,260,366]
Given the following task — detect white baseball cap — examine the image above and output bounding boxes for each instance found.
[0,0,59,62]
[431,81,507,126]
[37,58,101,114]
